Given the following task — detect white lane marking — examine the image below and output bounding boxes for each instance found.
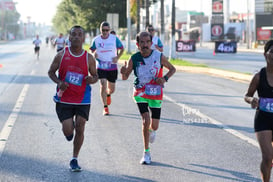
[0,70,35,158]
[164,95,259,148]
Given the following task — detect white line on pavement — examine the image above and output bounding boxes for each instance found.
[163,95,259,148]
[0,70,35,158]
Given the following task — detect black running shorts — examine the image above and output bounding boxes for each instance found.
[97,69,118,83]
[137,103,161,119]
[55,103,90,122]
[34,46,40,53]
[254,109,273,132]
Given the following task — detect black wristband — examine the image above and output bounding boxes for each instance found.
[164,75,168,82]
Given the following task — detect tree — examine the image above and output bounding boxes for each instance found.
[130,0,137,25]
[145,0,150,27]
[137,0,140,33]
[0,7,20,40]
[130,0,144,33]
[52,0,78,34]
[53,0,127,35]
[144,0,159,28]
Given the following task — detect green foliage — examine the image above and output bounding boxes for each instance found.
[83,44,90,51]
[53,0,127,34]
[130,0,137,24]
[169,59,208,67]
[0,9,20,37]
[118,51,208,68]
[120,51,134,60]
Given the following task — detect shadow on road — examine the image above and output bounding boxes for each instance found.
[190,163,260,182]
[0,74,52,84]
[0,152,153,182]
[150,161,259,182]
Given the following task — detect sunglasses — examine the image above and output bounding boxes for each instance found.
[148,28,154,32]
[102,29,109,32]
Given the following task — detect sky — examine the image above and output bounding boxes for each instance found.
[15,0,254,25]
[16,0,62,25]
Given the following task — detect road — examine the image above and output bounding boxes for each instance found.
[0,40,265,181]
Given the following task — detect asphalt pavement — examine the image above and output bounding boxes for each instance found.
[0,39,266,181]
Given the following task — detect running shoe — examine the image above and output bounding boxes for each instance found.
[103,107,109,115]
[140,151,151,165]
[70,159,82,172]
[107,94,111,105]
[149,130,156,143]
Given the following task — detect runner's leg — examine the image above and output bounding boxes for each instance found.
[141,112,150,150]
[62,118,74,139]
[107,81,115,95]
[73,115,86,158]
[100,79,108,106]
[256,130,273,182]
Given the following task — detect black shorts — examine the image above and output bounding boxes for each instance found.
[57,47,64,52]
[34,46,40,53]
[97,69,118,83]
[55,103,90,122]
[137,103,161,119]
[254,109,273,132]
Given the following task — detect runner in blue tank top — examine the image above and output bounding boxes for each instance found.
[48,26,98,172]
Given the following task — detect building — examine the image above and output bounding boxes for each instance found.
[255,0,273,44]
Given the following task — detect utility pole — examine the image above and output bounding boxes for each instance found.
[137,0,140,33]
[247,0,251,49]
[226,0,230,23]
[169,0,176,60]
[0,0,5,40]
[127,0,131,53]
[200,0,203,47]
[160,0,165,46]
[145,0,150,27]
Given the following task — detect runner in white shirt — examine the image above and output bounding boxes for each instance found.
[90,21,124,115]
[54,33,66,52]
[33,34,42,59]
[146,25,163,52]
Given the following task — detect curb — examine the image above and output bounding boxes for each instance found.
[119,59,252,83]
[174,66,252,83]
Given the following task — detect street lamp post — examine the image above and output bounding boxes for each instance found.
[127,0,131,53]
[169,0,176,60]
[247,0,251,49]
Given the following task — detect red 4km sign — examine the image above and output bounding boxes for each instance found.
[211,25,223,36]
[212,1,223,13]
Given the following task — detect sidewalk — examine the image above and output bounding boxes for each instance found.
[174,65,252,83]
[197,41,264,54]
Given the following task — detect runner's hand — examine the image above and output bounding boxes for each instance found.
[251,97,259,109]
[112,56,118,63]
[120,61,127,74]
[155,77,166,86]
[85,75,98,84]
[58,81,69,91]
